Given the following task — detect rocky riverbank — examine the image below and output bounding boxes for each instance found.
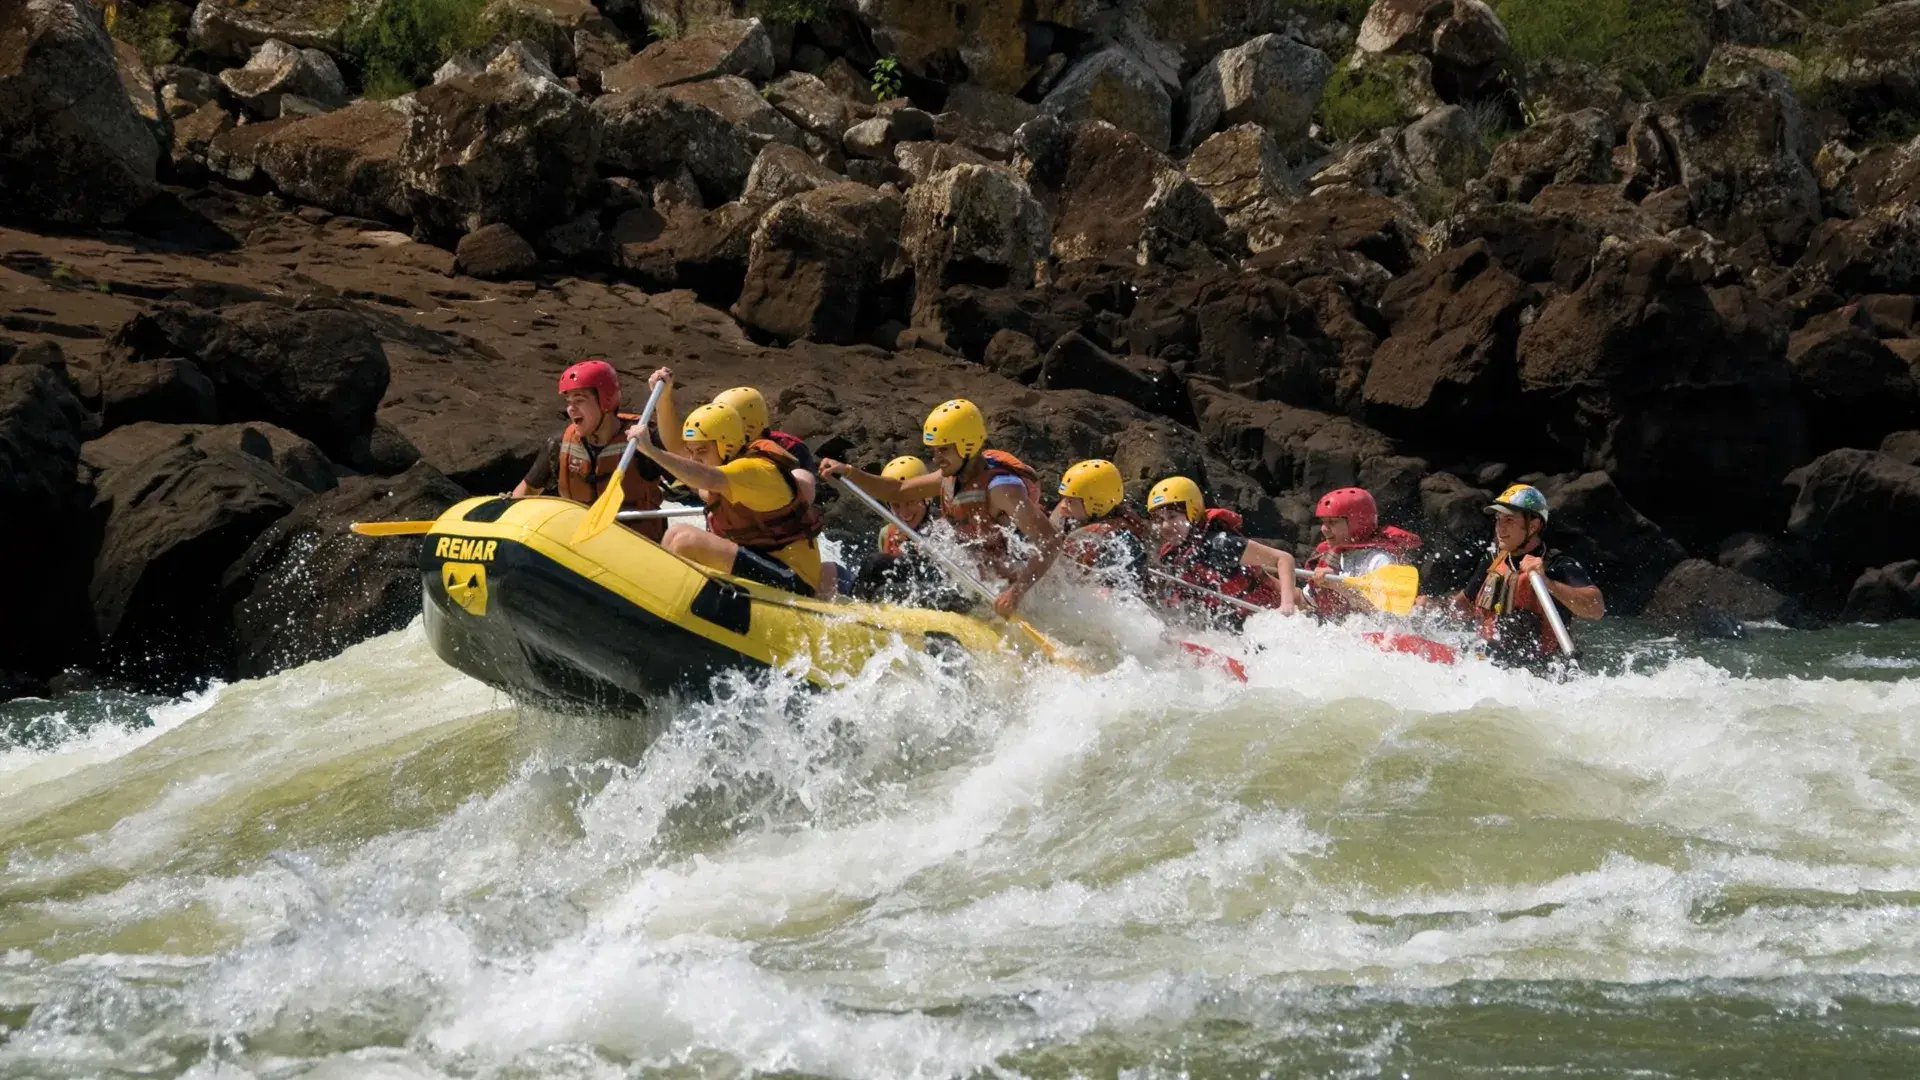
[3,0,1918,698]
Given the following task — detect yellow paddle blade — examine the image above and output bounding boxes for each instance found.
[1346,564,1420,616]
[572,463,628,544]
[349,520,435,537]
[1010,616,1095,673]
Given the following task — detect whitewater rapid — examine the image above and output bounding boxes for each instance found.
[4,611,1919,1077]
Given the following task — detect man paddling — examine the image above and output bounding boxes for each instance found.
[629,384,826,597]
[510,359,669,541]
[1146,476,1300,622]
[1443,484,1604,664]
[713,385,820,474]
[821,399,1062,616]
[1052,459,1153,589]
[1303,487,1421,620]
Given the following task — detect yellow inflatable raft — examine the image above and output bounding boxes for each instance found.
[420,496,1013,708]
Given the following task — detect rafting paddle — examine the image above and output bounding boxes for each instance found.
[1526,570,1578,658]
[1294,564,1419,617]
[832,476,1083,669]
[350,520,436,537]
[573,379,668,544]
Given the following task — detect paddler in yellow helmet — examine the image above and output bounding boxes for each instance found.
[629,382,825,596]
[848,455,964,606]
[822,399,1062,616]
[1146,476,1300,620]
[1052,459,1153,588]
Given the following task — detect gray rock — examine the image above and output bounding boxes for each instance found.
[1041,47,1175,153]
[764,71,851,147]
[743,142,840,204]
[1480,106,1614,202]
[599,17,774,93]
[219,38,347,120]
[664,74,803,148]
[733,183,906,344]
[1187,123,1296,252]
[189,0,351,58]
[1399,103,1489,188]
[455,222,540,279]
[1181,34,1332,151]
[902,163,1049,324]
[594,85,757,206]
[0,0,160,225]
[254,100,409,222]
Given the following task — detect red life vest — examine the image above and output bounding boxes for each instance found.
[940,450,1041,570]
[702,440,824,553]
[1159,508,1286,612]
[1062,504,1149,569]
[1306,525,1422,618]
[1471,546,1567,658]
[557,412,665,541]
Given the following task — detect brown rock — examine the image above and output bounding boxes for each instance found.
[456,223,540,279]
[254,100,410,222]
[743,143,840,204]
[1363,241,1533,437]
[733,183,906,344]
[612,199,763,302]
[1481,107,1614,203]
[0,363,97,688]
[188,0,351,57]
[1796,210,1920,298]
[1786,448,1920,581]
[99,358,220,427]
[1625,83,1817,253]
[223,462,468,678]
[1786,304,1920,454]
[0,0,161,225]
[595,85,757,205]
[1518,238,1803,539]
[763,71,851,146]
[599,18,774,92]
[664,74,803,149]
[894,140,992,184]
[1842,559,1920,623]
[1050,121,1225,267]
[1186,123,1296,253]
[218,38,347,119]
[1643,558,1812,630]
[401,69,600,240]
[1041,48,1175,153]
[901,164,1048,327]
[1038,332,1186,419]
[1355,0,1510,98]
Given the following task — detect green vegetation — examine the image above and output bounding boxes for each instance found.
[748,0,829,26]
[869,56,902,102]
[646,17,682,40]
[1319,61,1407,142]
[107,0,188,67]
[342,0,491,98]
[1492,0,1704,98]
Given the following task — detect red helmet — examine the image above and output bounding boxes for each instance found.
[557,359,619,413]
[1315,486,1378,540]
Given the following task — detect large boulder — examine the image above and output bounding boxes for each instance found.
[188,0,350,57]
[1037,332,1186,420]
[1802,1,1920,126]
[611,199,762,303]
[763,71,852,149]
[1785,448,1920,582]
[861,0,1077,96]
[666,74,804,150]
[743,143,840,204]
[98,357,220,427]
[1179,34,1331,152]
[1354,0,1510,99]
[1785,303,1920,454]
[1625,83,1818,253]
[223,462,467,678]
[1186,124,1295,254]
[1479,106,1614,203]
[108,302,391,461]
[1842,559,1920,623]
[901,164,1049,329]
[400,68,600,240]
[1041,48,1175,153]
[0,0,161,226]
[1642,558,1813,631]
[1050,121,1227,267]
[1532,470,1688,615]
[0,363,97,693]
[600,17,774,92]
[1517,238,1804,541]
[473,0,611,78]
[594,85,757,206]
[455,222,539,279]
[1362,240,1534,438]
[254,100,410,222]
[218,38,346,119]
[1795,209,1920,299]
[1400,103,1491,189]
[82,423,318,687]
[732,183,906,344]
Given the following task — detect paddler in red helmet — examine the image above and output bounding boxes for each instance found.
[1302,486,1422,619]
[510,359,669,541]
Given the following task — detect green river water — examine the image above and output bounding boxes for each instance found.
[3,609,1918,1078]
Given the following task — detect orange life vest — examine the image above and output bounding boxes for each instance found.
[1471,546,1567,658]
[940,450,1040,568]
[1306,525,1422,619]
[1062,503,1150,569]
[557,412,665,541]
[1157,508,1286,612]
[702,440,824,552]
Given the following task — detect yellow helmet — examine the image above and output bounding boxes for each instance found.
[881,455,929,482]
[713,386,769,438]
[682,402,746,460]
[1146,476,1205,525]
[922,399,987,457]
[1058,459,1125,520]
